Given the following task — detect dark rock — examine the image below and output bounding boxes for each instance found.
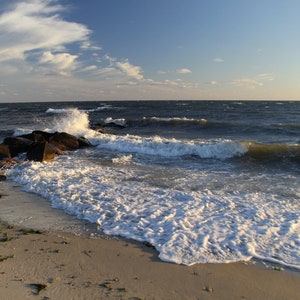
[20,130,54,142]
[49,143,65,155]
[3,136,34,156]
[0,173,6,181]
[0,144,11,159]
[26,142,56,162]
[78,136,93,147]
[48,132,80,151]
[1,130,91,163]
[28,283,47,295]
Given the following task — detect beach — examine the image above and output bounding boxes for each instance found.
[1,182,299,300]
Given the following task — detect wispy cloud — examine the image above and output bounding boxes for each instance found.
[157,68,192,75]
[205,81,218,85]
[256,73,275,81]
[213,58,224,63]
[232,78,263,89]
[231,73,274,89]
[0,0,91,63]
[176,68,192,74]
[39,51,78,76]
[116,59,144,81]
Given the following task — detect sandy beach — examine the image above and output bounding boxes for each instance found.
[0,182,299,300]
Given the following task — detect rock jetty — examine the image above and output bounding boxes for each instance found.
[0,131,92,180]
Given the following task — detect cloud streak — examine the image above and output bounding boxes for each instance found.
[232,73,275,89]
[176,68,192,74]
[213,58,224,63]
[116,59,144,81]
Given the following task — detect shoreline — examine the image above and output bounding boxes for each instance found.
[1,181,300,299]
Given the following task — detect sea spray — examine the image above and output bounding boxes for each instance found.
[46,108,93,137]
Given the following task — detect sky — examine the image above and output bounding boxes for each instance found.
[0,0,300,102]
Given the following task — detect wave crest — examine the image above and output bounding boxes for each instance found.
[48,108,90,136]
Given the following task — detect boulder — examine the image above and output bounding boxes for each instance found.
[47,143,65,156]
[48,132,80,151]
[1,130,92,163]
[0,173,6,181]
[78,136,93,147]
[26,142,56,162]
[0,144,11,160]
[3,136,34,156]
[20,130,54,142]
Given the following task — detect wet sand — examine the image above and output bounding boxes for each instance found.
[0,181,299,299]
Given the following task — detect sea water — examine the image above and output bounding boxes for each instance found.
[0,101,299,268]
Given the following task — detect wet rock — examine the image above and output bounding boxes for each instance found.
[78,136,93,147]
[0,144,11,159]
[0,173,6,181]
[26,141,56,162]
[20,130,54,142]
[1,130,92,164]
[49,132,80,151]
[3,137,33,156]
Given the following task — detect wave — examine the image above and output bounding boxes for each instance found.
[273,123,300,129]
[92,135,300,161]
[104,117,126,127]
[46,108,72,114]
[40,108,300,161]
[241,141,300,159]
[144,116,209,125]
[91,134,246,159]
[46,103,119,114]
[43,109,246,159]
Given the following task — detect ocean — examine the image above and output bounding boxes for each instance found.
[0,100,299,268]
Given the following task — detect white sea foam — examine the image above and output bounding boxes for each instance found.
[147,116,208,124]
[112,154,133,164]
[6,155,300,268]
[46,108,71,114]
[104,117,126,127]
[47,108,91,136]
[92,134,246,159]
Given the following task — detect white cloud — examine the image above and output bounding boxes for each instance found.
[207,81,218,85]
[40,51,77,69]
[231,73,274,89]
[80,65,98,72]
[116,59,144,81]
[232,78,263,89]
[164,79,179,86]
[213,58,224,63]
[0,0,91,62]
[176,68,192,74]
[39,51,79,76]
[256,73,275,81]
[157,70,168,75]
[157,68,192,75]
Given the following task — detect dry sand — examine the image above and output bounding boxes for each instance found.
[0,182,299,300]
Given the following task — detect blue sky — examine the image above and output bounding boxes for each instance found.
[0,0,300,102]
